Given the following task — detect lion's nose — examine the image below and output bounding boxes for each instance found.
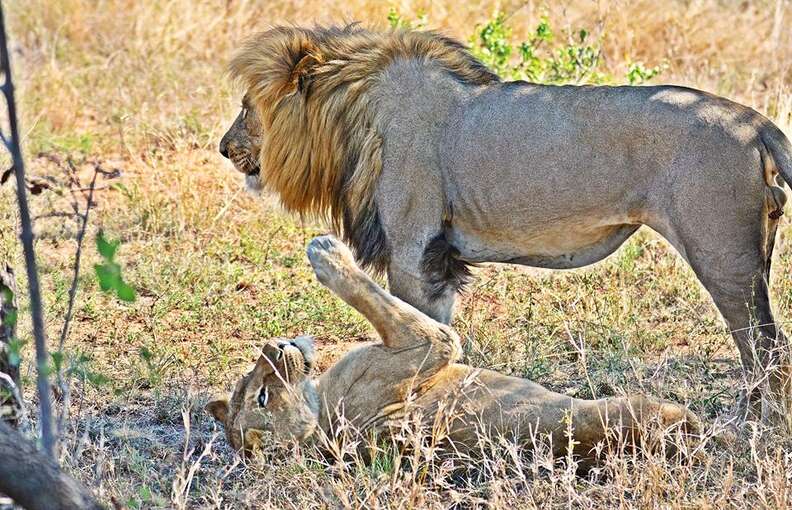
[219,139,229,159]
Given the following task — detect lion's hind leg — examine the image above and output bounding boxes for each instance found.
[307,236,462,361]
[650,158,790,428]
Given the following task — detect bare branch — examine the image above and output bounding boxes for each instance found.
[56,164,101,437]
[34,211,81,221]
[57,165,100,354]
[0,1,55,457]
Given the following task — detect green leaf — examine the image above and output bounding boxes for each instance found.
[86,371,110,387]
[387,7,401,29]
[96,231,119,260]
[139,346,153,362]
[116,281,136,302]
[94,232,136,303]
[2,308,17,328]
[51,351,64,372]
[7,338,26,367]
[535,17,552,41]
[94,263,121,292]
[138,486,152,501]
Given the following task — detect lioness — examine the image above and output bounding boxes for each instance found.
[219,25,791,424]
[207,236,699,462]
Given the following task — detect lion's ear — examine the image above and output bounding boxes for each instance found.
[285,51,322,96]
[205,398,229,424]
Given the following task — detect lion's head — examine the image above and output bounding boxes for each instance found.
[205,336,319,455]
[219,24,498,272]
[219,95,264,193]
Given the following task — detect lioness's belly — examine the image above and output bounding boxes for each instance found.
[408,364,578,448]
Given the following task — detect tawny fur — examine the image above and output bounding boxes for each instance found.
[207,236,700,463]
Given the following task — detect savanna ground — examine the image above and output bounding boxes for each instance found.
[2,1,792,508]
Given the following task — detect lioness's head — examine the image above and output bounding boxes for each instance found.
[205,336,319,455]
[218,95,263,193]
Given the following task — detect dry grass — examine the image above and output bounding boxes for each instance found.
[1,0,792,508]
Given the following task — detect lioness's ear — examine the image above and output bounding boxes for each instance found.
[285,50,322,96]
[205,398,229,424]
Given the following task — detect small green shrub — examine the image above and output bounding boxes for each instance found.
[626,60,666,85]
[387,7,427,30]
[389,10,664,86]
[470,13,606,84]
[94,231,136,302]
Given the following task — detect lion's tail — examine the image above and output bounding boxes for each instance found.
[758,124,790,275]
[761,123,792,191]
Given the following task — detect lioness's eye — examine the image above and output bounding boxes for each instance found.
[257,386,269,407]
[241,108,249,120]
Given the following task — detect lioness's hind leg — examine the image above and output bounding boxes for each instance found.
[307,236,462,357]
[572,395,701,464]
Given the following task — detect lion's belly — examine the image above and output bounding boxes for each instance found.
[439,84,681,268]
[449,217,642,269]
[408,364,580,450]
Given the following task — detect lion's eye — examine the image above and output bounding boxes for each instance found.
[257,386,269,407]
[241,108,249,120]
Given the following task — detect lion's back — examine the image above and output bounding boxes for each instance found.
[438,82,770,223]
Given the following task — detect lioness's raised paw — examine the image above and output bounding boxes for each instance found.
[307,235,359,289]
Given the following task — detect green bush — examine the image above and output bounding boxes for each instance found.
[390,9,664,86]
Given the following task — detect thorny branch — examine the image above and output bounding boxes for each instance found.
[58,160,114,354]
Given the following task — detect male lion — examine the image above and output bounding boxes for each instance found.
[219,25,792,424]
[207,236,699,463]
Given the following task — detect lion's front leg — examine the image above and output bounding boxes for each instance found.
[307,236,462,358]
[387,256,458,325]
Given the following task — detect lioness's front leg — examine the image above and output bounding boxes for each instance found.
[307,235,462,356]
